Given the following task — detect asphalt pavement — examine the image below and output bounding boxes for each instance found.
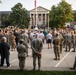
[0,43,76,71]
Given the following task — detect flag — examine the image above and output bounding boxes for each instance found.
[34,0,36,8]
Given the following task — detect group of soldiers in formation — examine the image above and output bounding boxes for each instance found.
[0,26,76,70]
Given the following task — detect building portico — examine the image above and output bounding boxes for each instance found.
[30,6,49,28]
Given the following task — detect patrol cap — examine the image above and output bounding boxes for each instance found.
[19,39,24,42]
[34,34,39,38]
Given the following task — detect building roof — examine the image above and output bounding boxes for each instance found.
[0,11,12,14]
[30,6,50,12]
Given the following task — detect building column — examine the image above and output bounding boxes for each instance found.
[41,14,43,25]
[33,14,35,25]
[45,14,46,26]
[34,14,35,25]
[31,14,33,26]
[29,14,32,29]
[36,14,38,27]
[48,14,49,30]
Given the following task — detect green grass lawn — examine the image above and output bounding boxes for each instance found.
[0,70,76,75]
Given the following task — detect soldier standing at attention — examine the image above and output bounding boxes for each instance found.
[70,56,76,70]
[58,32,63,53]
[53,33,61,60]
[71,31,75,52]
[31,34,43,70]
[65,31,71,52]
[20,30,29,57]
[17,39,27,70]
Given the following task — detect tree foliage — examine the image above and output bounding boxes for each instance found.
[9,3,30,28]
[49,0,74,28]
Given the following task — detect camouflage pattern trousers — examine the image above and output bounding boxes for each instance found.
[33,53,41,70]
[54,46,60,59]
[18,57,26,70]
[73,56,76,69]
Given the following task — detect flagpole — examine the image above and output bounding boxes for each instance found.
[36,3,37,28]
[34,0,38,30]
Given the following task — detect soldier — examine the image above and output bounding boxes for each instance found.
[71,31,75,52]
[53,33,61,60]
[17,39,27,70]
[20,30,29,56]
[70,56,76,70]
[58,32,64,53]
[31,34,43,70]
[14,29,20,46]
[9,32,16,51]
[65,31,71,52]
[62,30,66,48]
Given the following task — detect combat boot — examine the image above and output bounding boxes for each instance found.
[33,66,36,71]
[72,49,75,52]
[70,67,75,70]
[54,57,57,60]
[58,57,60,60]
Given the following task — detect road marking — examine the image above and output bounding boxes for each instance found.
[55,50,72,67]
[10,59,18,63]
[10,53,32,64]
[4,59,18,66]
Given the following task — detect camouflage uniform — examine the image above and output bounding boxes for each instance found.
[65,32,71,52]
[71,31,75,52]
[31,35,43,70]
[71,31,76,52]
[70,56,76,70]
[58,33,63,53]
[62,31,66,48]
[9,32,16,51]
[53,34,61,60]
[17,39,26,70]
[20,31,28,56]
[73,56,76,69]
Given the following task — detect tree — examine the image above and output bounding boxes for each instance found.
[49,0,74,28]
[9,3,30,28]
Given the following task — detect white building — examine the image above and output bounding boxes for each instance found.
[29,6,50,28]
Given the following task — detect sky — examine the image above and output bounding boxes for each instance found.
[0,0,76,11]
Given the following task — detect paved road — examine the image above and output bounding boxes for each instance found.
[0,43,76,71]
